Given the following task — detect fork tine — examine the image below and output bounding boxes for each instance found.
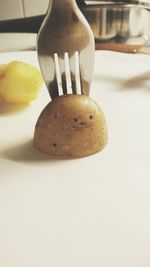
[54,53,63,96]
[75,51,82,95]
[54,51,82,97]
[64,52,73,95]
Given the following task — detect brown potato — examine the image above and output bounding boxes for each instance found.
[33,94,108,158]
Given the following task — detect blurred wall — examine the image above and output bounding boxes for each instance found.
[0,0,49,20]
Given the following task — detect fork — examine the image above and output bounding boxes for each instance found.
[38,49,92,99]
[51,51,82,98]
[37,0,95,100]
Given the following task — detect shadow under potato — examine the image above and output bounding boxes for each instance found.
[121,71,150,91]
[2,139,92,163]
[93,71,150,92]
[2,139,61,164]
[0,102,29,116]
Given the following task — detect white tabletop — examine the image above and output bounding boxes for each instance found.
[0,51,150,267]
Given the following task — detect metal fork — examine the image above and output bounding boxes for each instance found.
[37,0,95,100]
[52,51,82,98]
[38,48,92,99]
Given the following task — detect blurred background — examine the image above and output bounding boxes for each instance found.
[0,0,150,53]
[0,0,49,20]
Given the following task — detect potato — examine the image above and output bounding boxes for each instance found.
[0,61,43,104]
[33,94,108,158]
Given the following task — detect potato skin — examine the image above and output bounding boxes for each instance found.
[34,94,108,157]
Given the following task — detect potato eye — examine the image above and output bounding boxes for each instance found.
[52,143,57,147]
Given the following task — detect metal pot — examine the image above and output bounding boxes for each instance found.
[83,0,150,44]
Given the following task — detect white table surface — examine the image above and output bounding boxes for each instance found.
[0,50,150,267]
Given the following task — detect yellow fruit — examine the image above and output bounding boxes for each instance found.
[0,61,43,104]
[0,64,7,77]
[0,65,7,103]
